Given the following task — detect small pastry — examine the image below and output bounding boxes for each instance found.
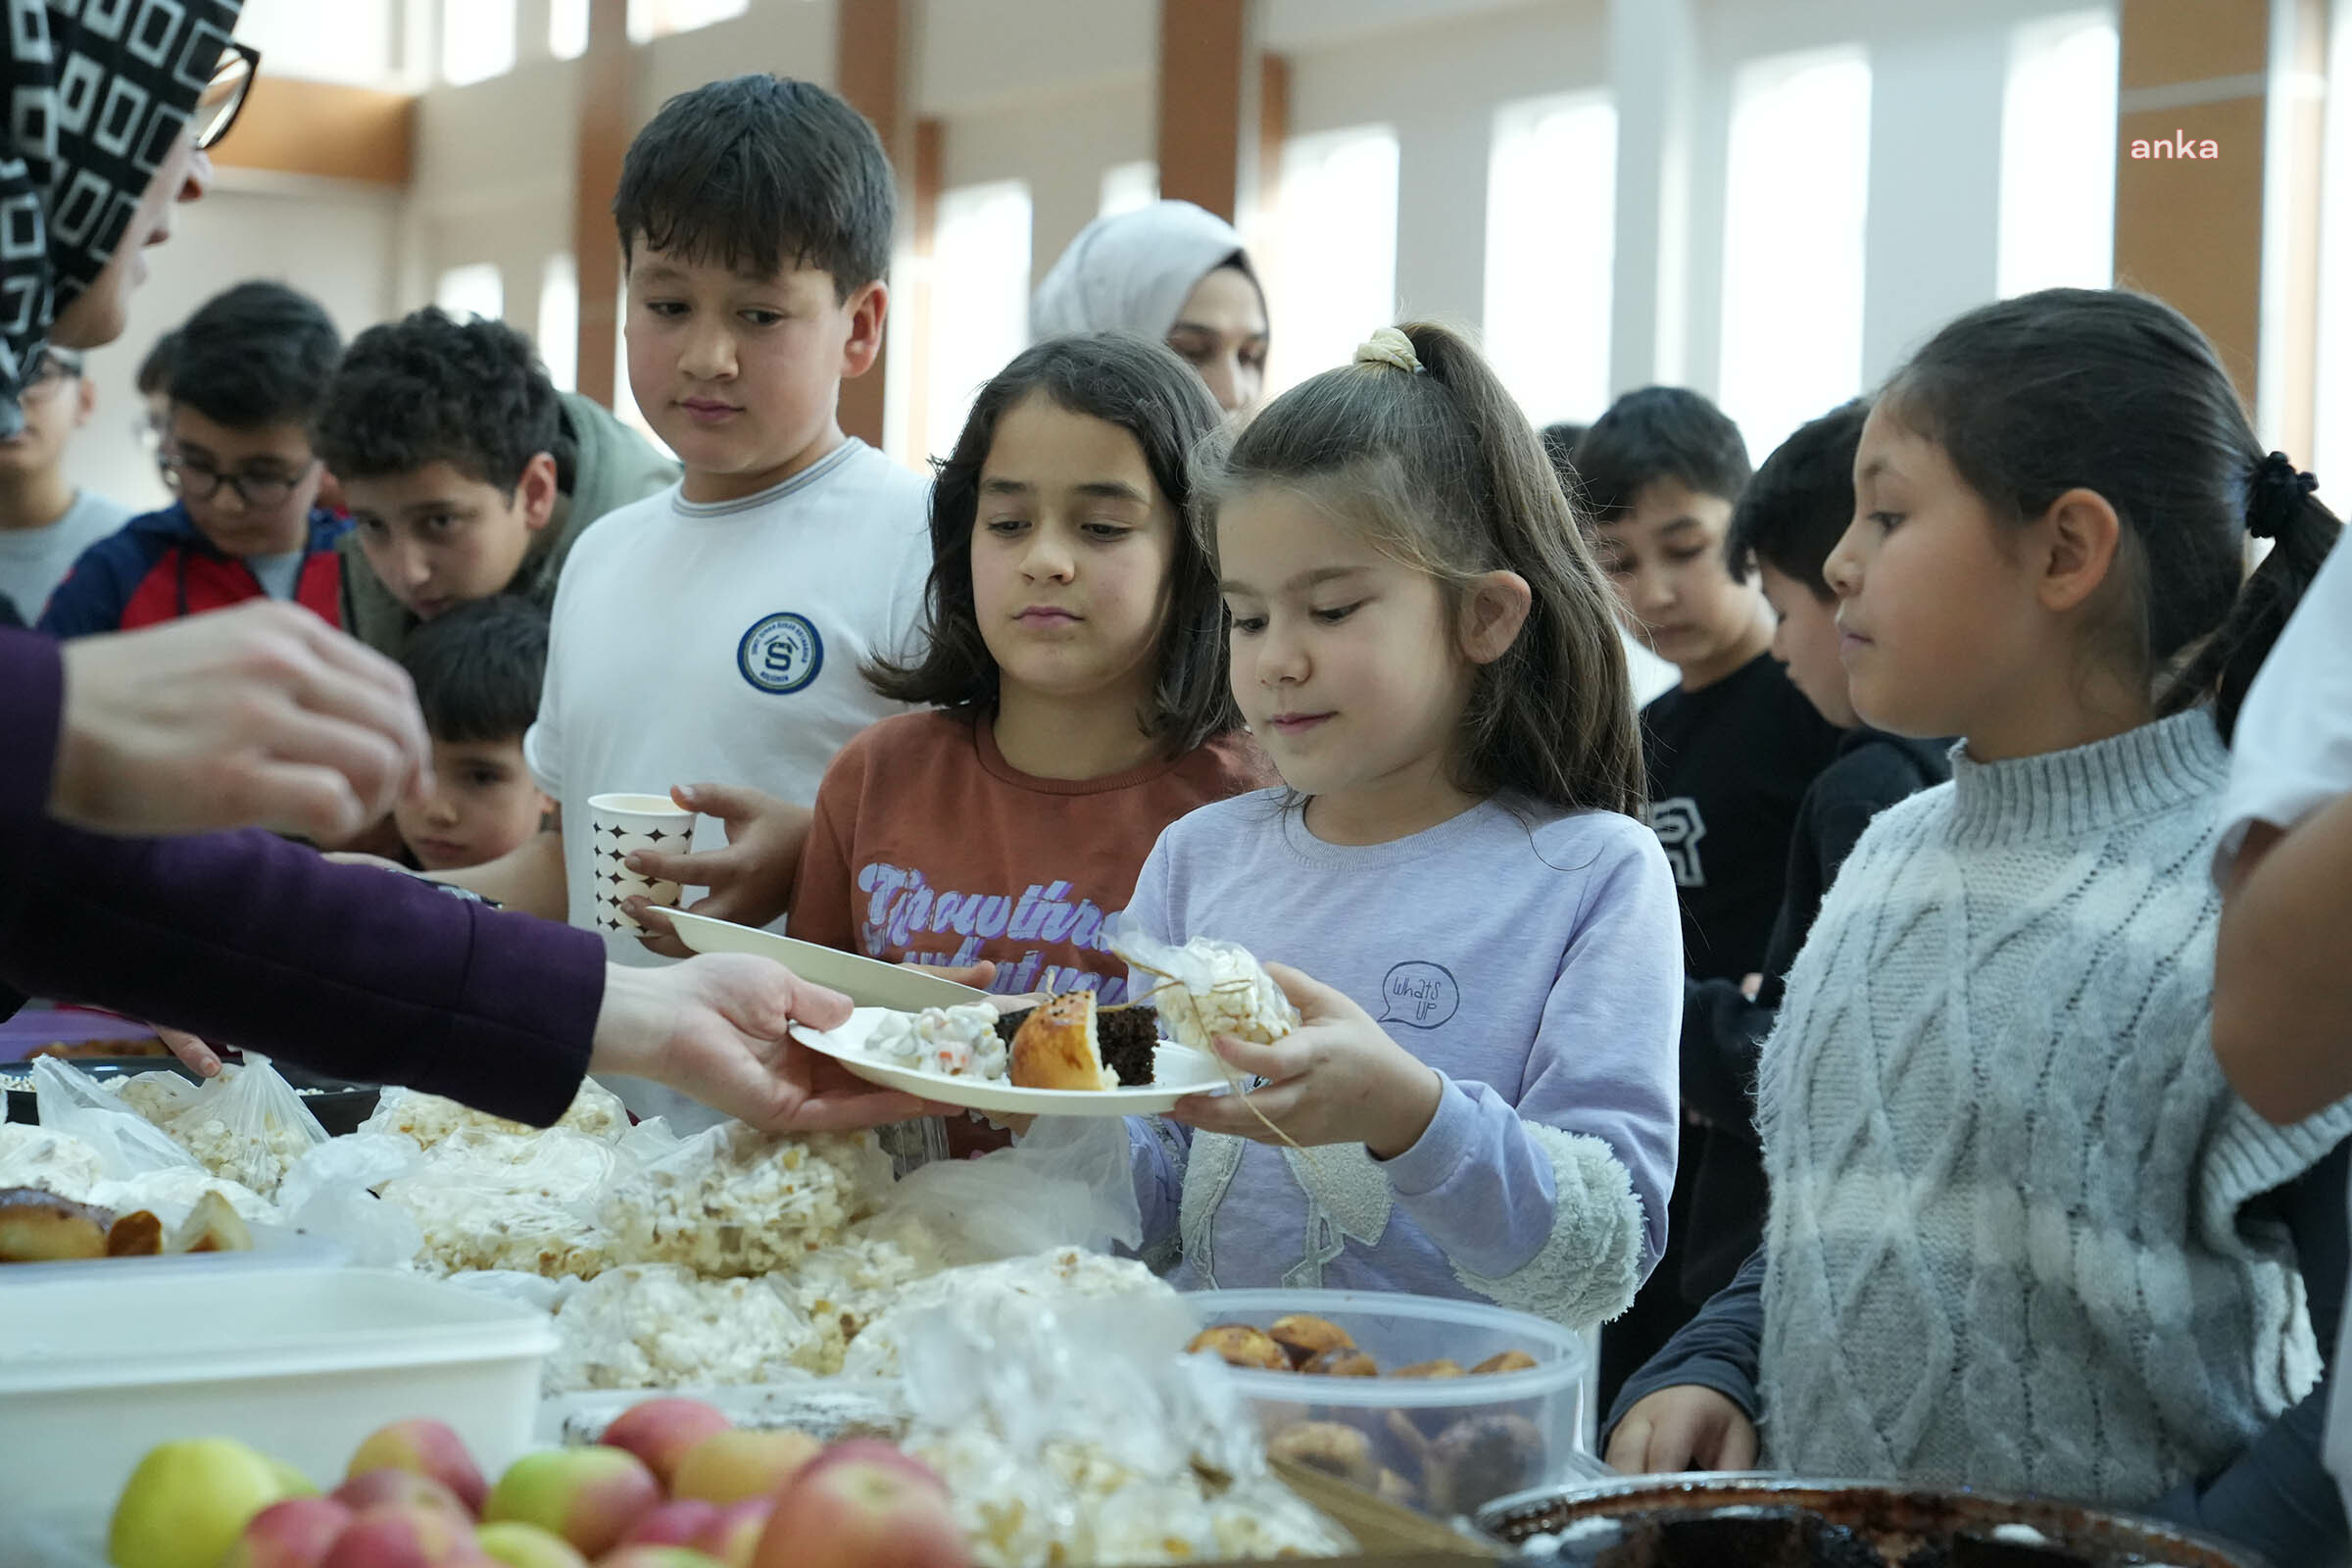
[172,1189,253,1253]
[1266,1421,1380,1488]
[0,1186,110,1262]
[1472,1348,1540,1374]
[1269,1312,1354,1367]
[106,1210,165,1256]
[1009,992,1116,1090]
[1393,1358,1467,1379]
[1301,1348,1380,1377]
[1187,1323,1292,1371]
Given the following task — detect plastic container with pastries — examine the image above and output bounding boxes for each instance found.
[1182,1288,1592,1522]
[0,1266,553,1528]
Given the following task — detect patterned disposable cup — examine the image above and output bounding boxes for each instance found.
[586,792,701,935]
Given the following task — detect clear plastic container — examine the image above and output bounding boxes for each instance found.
[0,1266,555,1525]
[1183,1288,1592,1520]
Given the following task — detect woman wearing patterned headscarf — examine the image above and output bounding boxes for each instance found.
[1031,200,1271,416]
[0,2,922,1135]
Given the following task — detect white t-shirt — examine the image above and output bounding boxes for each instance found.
[525,439,930,1121]
[0,490,133,622]
[2212,538,2352,1521]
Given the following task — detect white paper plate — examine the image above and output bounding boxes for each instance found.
[665,910,990,1012]
[789,1007,1231,1118]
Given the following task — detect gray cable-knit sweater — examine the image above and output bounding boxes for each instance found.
[1756,710,2352,1506]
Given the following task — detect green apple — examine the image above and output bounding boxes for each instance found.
[109,1438,303,1568]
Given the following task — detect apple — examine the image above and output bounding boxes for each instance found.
[349,1420,489,1515]
[598,1398,732,1490]
[692,1499,772,1568]
[752,1441,969,1568]
[670,1430,819,1506]
[319,1502,489,1568]
[110,1438,309,1568]
[622,1500,722,1546]
[597,1551,723,1568]
[471,1521,588,1568]
[483,1447,660,1558]
[334,1468,471,1519]
[220,1497,354,1568]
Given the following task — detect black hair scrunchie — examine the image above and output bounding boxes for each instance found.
[2249,451,2319,539]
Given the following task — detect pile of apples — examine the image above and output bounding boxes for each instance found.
[108,1398,973,1568]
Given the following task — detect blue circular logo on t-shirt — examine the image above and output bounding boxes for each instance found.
[738,612,824,694]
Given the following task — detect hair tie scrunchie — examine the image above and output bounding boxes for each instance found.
[2248,451,2318,539]
[1353,326,1423,375]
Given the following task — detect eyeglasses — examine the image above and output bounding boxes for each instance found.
[163,455,316,509]
[194,43,263,153]
[24,350,83,389]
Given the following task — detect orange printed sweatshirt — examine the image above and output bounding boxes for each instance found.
[787,710,1275,999]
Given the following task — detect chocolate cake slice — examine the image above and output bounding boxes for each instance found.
[993,1000,1159,1086]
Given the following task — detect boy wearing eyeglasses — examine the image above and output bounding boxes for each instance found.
[38,279,347,638]
[0,348,133,624]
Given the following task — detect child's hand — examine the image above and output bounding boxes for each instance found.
[1603,1385,1758,1474]
[1165,963,1443,1159]
[624,782,810,957]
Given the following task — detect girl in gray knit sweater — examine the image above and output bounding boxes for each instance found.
[1607,288,2350,1566]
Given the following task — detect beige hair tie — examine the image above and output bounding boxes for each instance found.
[1353,326,1423,375]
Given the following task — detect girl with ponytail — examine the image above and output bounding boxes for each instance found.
[1607,288,2351,1568]
[1123,321,1684,1339]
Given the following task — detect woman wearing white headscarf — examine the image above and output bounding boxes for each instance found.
[1032,199,1270,416]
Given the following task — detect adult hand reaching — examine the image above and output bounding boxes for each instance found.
[587,952,949,1132]
[624,782,811,958]
[49,603,431,843]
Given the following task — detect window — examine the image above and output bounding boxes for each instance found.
[1998,12,2119,298]
[551,0,591,60]
[1486,92,1616,428]
[538,254,580,395]
[1101,162,1159,218]
[924,180,1034,461]
[441,0,517,85]
[1267,126,1399,397]
[232,0,401,86]
[2316,0,2352,490]
[1718,46,1871,462]
[629,0,750,42]
[436,264,505,325]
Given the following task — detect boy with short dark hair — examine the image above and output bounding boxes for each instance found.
[0,347,133,623]
[394,596,556,873]
[1583,385,1844,1406]
[439,76,931,1125]
[315,308,678,661]
[1660,399,1951,1331]
[40,281,346,636]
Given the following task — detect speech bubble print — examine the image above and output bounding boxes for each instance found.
[1378,960,1461,1029]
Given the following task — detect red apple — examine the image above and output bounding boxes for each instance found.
[597,1551,722,1568]
[692,1500,772,1568]
[347,1421,488,1516]
[598,1399,732,1490]
[333,1469,470,1520]
[621,1500,721,1547]
[752,1442,969,1568]
[220,1497,354,1568]
[319,1502,490,1568]
[483,1447,660,1558]
[670,1431,819,1506]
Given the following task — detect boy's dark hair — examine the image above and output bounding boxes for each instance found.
[314,309,571,496]
[400,596,550,746]
[1195,323,1643,818]
[168,281,342,431]
[1575,386,1752,522]
[135,329,178,397]
[1724,399,1868,599]
[613,74,895,299]
[865,333,1237,755]
[1884,286,2340,744]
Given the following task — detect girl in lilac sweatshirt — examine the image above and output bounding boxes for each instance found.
[1125,324,1683,1330]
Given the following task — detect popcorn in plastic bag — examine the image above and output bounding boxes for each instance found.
[380,1127,620,1277]
[0,1123,105,1200]
[598,1123,891,1278]
[107,1069,202,1127]
[1109,923,1299,1055]
[843,1247,1179,1381]
[544,1264,827,1392]
[276,1133,427,1267]
[150,1055,329,1198]
[30,1056,203,1179]
[360,1078,628,1150]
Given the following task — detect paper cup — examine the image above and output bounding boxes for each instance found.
[586,792,701,934]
